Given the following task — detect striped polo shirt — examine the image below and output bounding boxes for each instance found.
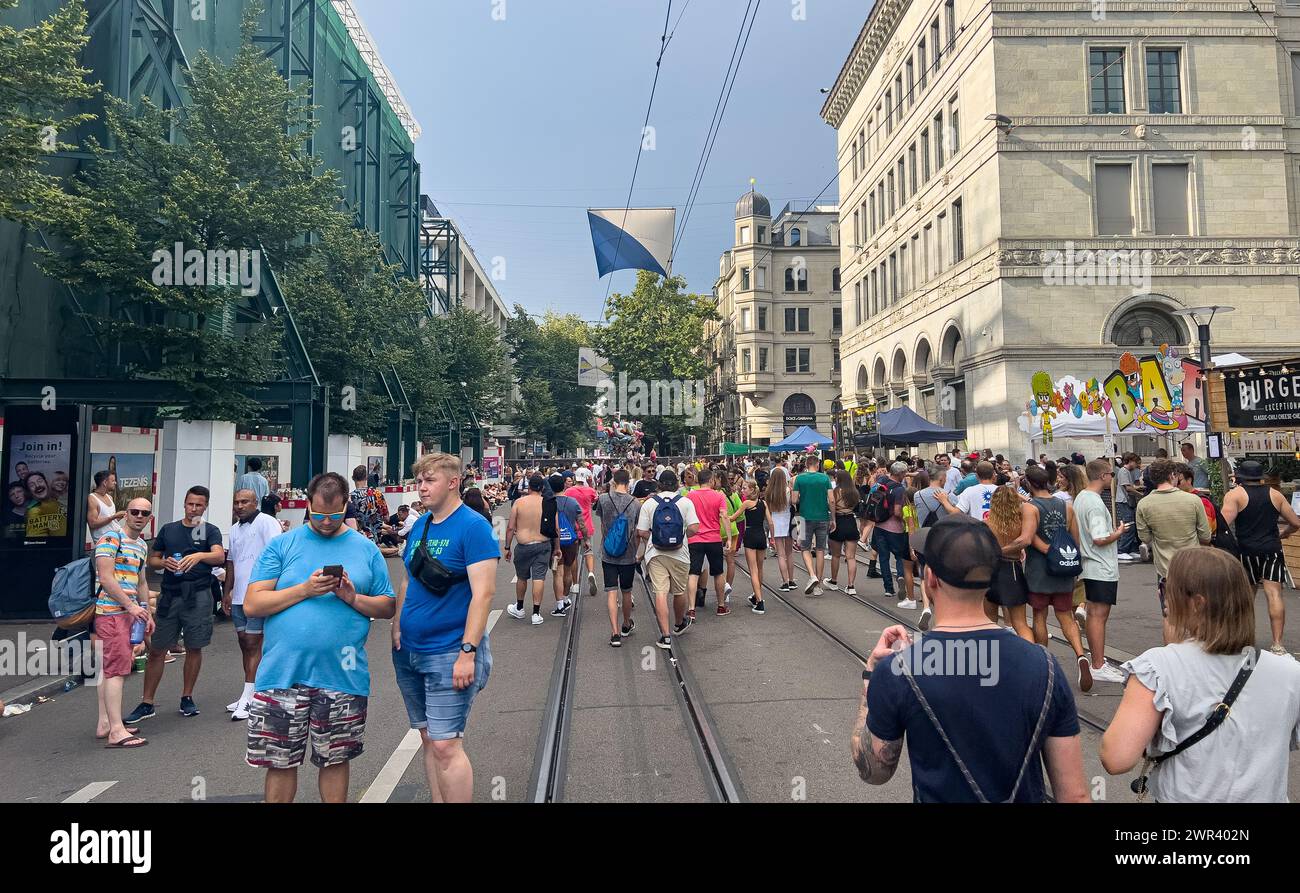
[94,529,149,615]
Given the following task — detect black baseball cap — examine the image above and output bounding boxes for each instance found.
[909,514,1000,590]
[1235,460,1266,482]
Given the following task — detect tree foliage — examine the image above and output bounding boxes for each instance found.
[0,0,97,225]
[427,305,513,429]
[504,306,595,453]
[595,271,716,451]
[40,9,341,421]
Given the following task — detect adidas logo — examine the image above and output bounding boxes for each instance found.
[1059,546,1078,562]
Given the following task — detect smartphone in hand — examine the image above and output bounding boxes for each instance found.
[323,565,344,580]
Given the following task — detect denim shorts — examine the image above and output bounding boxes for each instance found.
[230,604,264,634]
[392,638,492,740]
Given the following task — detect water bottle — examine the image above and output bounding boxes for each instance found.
[130,617,146,645]
[172,552,184,576]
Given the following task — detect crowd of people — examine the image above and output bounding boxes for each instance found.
[71,440,1300,803]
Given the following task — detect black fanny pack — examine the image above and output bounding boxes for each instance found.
[408,515,468,596]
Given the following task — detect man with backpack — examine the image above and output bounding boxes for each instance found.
[596,469,642,647]
[851,513,1087,802]
[544,473,585,617]
[792,455,833,596]
[637,469,701,650]
[505,474,553,625]
[92,496,155,748]
[349,465,387,541]
[867,462,912,606]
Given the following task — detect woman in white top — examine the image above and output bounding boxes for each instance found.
[1102,547,1300,802]
[86,470,125,543]
[764,466,795,591]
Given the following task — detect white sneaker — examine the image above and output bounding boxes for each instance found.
[1090,662,1126,683]
[510,575,518,584]
[569,583,580,595]
[724,582,733,595]
[897,598,918,610]
[507,603,525,620]
[1074,605,1087,626]
[813,585,824,596]
[823,578,839,591]
[530,613,544,625]
[231,703,250,721]
[225,699,241,713]
[587,572,598,597]
[919,607,933,630]
[1118,553,1138,562]
[845,585,857,595]
[803,579,817,595]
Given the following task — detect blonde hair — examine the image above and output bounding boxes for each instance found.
[412,452,462,481]
[986,485,1024,545]
[765,466,789,512]
[1164,547,1255,654]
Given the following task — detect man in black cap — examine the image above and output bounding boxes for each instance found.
[1221,460,1300,656]
[849,514,1087,802]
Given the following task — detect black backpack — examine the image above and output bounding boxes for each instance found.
[540,495,559,539]
[1208,497,1239,557]
[865,481,897,524]
[1045,524,1083,577]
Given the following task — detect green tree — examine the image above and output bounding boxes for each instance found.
[504,306,596,453]
[0,0,96,225]
[281,221,435,439]
[428,305,512,428]
[41,9,342,421]
[595,271,716,452]
[513,377,558,447]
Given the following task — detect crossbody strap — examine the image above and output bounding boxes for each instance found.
[898,642,1056,803]
[1148,647,1261,766]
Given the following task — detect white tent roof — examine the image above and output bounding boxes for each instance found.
[1212,353,1255,368]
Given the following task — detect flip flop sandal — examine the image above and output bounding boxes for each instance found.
[104,735,148,748]
[95,727,139,739]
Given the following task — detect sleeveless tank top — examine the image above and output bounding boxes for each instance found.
[1236,485,1281,554]
[88,492,120,541]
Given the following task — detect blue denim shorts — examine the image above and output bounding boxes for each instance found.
[231,604,264,634]
[392,638,492,740]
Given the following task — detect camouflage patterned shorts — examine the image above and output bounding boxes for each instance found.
[245,686,368,769]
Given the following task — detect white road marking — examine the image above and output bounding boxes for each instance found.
[486,609,502,634]
[359,729,422,803]
[812,723,826,734]
[63,781,117,803]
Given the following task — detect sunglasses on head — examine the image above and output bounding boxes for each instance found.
[310,511,346,521]
[127,508,152,518]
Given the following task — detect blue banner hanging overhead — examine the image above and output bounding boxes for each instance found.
[587,208,676,278]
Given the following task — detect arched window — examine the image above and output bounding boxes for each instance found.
[785,267,795,291]
[832,267,841,291]
[1110,303,1187,348]
[795,267,809,292]
[790,227,802,247]
[856,365,869,393]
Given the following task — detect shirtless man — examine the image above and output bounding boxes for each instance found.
[504,474,552,626]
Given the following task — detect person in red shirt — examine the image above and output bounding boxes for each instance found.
[684,468,733,617]
[1173,462,1215,534]
[566,469,600,597]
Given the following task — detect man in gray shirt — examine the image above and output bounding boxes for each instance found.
[1179,442,1210,491]
[1114,453,1143,560]
[236,457,271,505]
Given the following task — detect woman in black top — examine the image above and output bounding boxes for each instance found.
[828,470,862,594]
[729,479,769,614]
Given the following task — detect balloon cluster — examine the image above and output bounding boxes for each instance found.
[595,418,644,450]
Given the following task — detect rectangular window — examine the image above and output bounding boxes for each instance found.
[945,0,955,51]
[899,243,908,295]
[1294,54,1300,115]
[759,347,768,371]
[952,198,964,262]
[785,348,811,374]
[909,143,918,194]
[887,171,895,216]
[756,266,767,289]
[1152,163,1190,235]
[784,307,810,332]
[1146,49,1182,114]
[885,90,893,135]
[897,158,907,203]
[758,225,766,243]
[868,193,876,234]
[800,348,810,373]
[851,140,858,180]
[872,108,880,151]
[795,268,808,292]
[758,306,767,331]
[1089,48,1126,114]
[784,307,795,331]
[741,348,751,373]
[889,252,898,302]
[931,18,941,68]
[739,225,750,245]
[878,181,885,226]
[936,212,946,274]
[859,126,866,169]
[921,129,931,182]
[910,232,919,287]
[741,266,751,290]
[832,306,842,332]
[854,281,862,326]
[922,224,932,280]
[934,112,945,168]
[741,307,751,332]
[949,97,960,156]
[1095,164,1134,234]
[906,60,915,108]
[895,74,904,122]
[918,40,927,90]
[853,210,861,246]
[833,344,841,373]
[798,307,809,330]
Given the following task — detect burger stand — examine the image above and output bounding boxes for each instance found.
[1206,356,1300,586]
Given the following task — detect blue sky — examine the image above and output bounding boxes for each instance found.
[353,0,858,320]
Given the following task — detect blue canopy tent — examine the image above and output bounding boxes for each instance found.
[768,425,834,452]
[873,406,965,446]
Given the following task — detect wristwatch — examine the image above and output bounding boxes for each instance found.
[460,642,477,654]
[862,668,872,681]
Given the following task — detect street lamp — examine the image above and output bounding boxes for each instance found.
[1173,305,1235,456]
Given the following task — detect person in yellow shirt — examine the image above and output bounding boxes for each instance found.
[23,472,67,538]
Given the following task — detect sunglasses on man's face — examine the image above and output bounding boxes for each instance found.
[127,509,152,518]
[310,511,346,522]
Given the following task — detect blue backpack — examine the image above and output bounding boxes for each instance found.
[49,557,98,630]
[556,506,578,546]
[601,494,636,558]
[650,494,686,550]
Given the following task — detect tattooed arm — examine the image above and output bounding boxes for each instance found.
[850,677,903,784]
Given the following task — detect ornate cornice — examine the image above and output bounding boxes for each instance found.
[991,0,1273,9]
[821,0,911,129]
